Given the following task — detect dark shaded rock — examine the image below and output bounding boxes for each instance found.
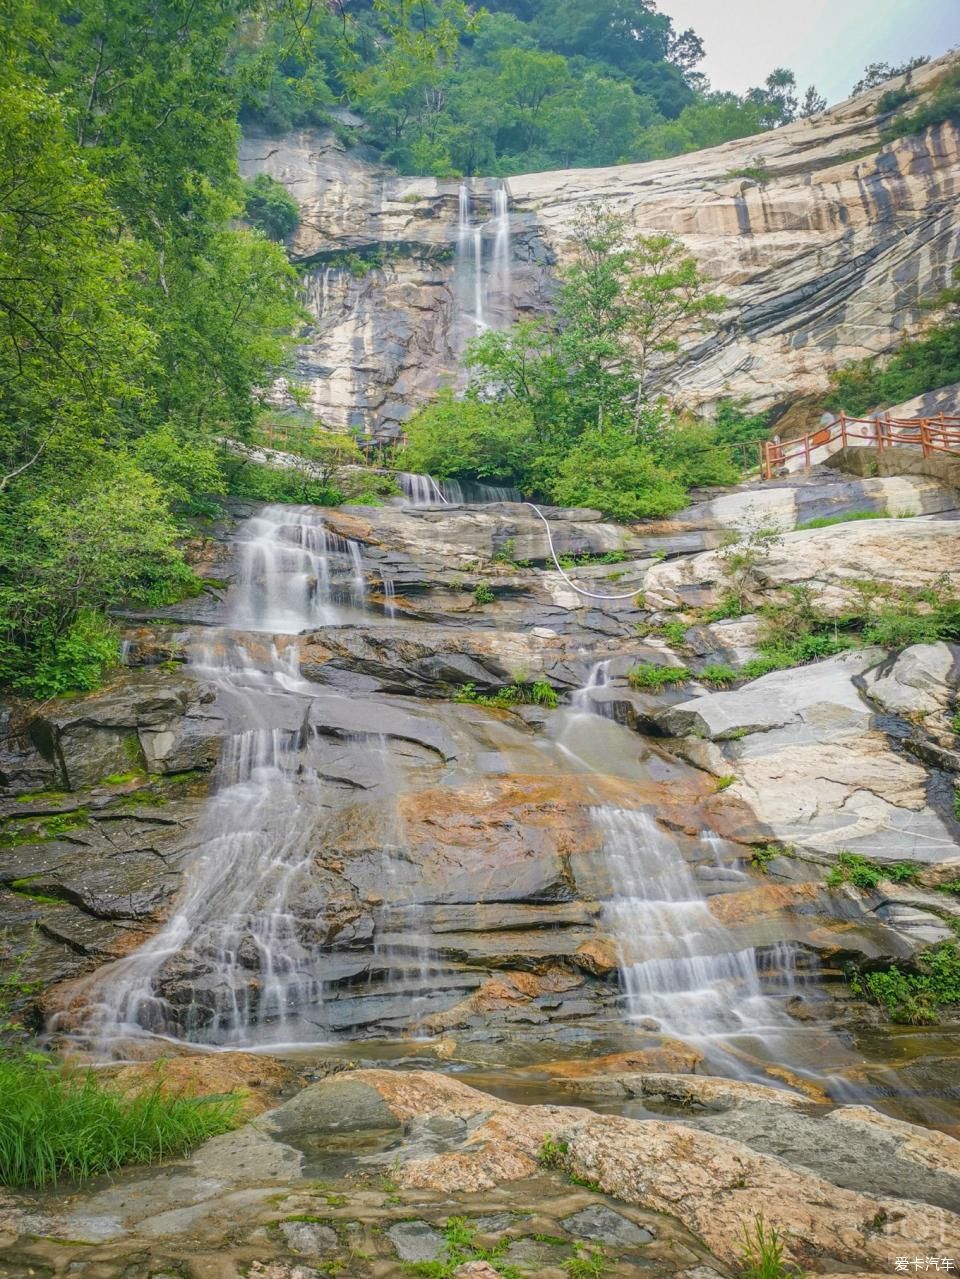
[561,1205,654,1246]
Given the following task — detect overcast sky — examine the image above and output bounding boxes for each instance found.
[662,0,959,106]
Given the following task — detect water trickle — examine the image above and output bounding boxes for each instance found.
[380,570,397,618]
[396,471,519,506]
[455,181,513,341]
[53,504,378,1051]
[595,806,797,1073]
[230,504,366,632]
[570,660,612,717]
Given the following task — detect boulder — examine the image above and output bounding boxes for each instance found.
[106,1051,299,1118]
[27,671,223,790]
[655,652,960,867]
[862,642,960,720]
[263,1069,959,1271]
[644,520,960,616]
[678,475,956,534]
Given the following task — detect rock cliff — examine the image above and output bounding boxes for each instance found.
[239,55,960,439]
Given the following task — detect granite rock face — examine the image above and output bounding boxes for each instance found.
[240,57,960,437]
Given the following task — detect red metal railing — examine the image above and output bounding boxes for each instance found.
[763,411,960,479]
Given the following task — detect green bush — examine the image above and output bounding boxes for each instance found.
[399,392,538,492]
[882,64,960,141]
[550,436,687,521]
[224,458,343,506]
[243,173,299,241]
[826,851,916,891]
[28,610,120,700]
[628,663,690,689]
[698,663,738,686]
[134,427,225,515]
[848,942,960,1025]
[0,1057,239,1188]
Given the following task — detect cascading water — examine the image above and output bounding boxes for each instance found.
[54,505,378,1050]
[594,806,799,1074]
[396,471,520,507]
[455,180,513,339]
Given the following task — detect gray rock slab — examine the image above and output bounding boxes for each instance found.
[279,1220,339,1254]
[561,1205,655,1246]
[386,1220,445,1262]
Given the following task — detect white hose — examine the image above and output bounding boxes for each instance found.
[523,502,646,602]
[423,473,643,601]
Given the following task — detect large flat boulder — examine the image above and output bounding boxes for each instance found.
[259,1069,959,1272]
[644,519,960,615]
[655,652,960,868]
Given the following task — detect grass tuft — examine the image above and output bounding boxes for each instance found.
[0,1057,239,1188]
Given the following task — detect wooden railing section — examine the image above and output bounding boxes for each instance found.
[763,411,960,479]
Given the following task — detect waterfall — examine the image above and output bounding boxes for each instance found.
[52,505,375,1050]
[396,471,520,506]
[230,504,366,631]
[455,180,513,340]
[570,660,612,717]
[491,183,512,326]
[380,569,397,618]
[594,806,797,1074]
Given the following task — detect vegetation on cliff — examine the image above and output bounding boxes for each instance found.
[0,4,325,695]
[401,206,739,518]
[825,266,960,415]
[239,0,831,176]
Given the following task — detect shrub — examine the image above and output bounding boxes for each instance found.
[698,663,738,686]
[243,173,299,241]
[399,391,538,492]
[473,581,495,605]
[549,435,687,521]
[659,620,689,646]
[628,663,690,689]
[826,851,916,890]
[28,609,120,699]
[882,64,960,141]
[848,942,960,1024]
[134,427,225,515]
[0,1058,239,1187]
[223,457,343,506]
[750,844,785,873]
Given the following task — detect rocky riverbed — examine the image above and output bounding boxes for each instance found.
[1,465,959,1276]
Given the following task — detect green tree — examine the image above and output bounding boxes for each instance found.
[624,233,725,423]
[244,174,300,240]
[0,81,151,494]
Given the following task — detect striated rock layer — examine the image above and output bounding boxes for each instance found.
[240,56,960,438]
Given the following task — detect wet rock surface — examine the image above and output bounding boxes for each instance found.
[4,1065,957,1278]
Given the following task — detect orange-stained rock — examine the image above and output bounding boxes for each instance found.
[107,1051,299,1117]
[319,1069,957,1271]
[572,938,620,976]
[423,969,584,1031]
[707,881,822,927]
[536,1044,704,1078]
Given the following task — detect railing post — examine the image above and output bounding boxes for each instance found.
[839,411,847,450]
[921,420,930,458]
[803,431,811,469]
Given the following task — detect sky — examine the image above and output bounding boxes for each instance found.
[661,0,959,106]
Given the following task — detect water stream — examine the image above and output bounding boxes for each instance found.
[55,500,867,1095]
[455,181,513,339]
